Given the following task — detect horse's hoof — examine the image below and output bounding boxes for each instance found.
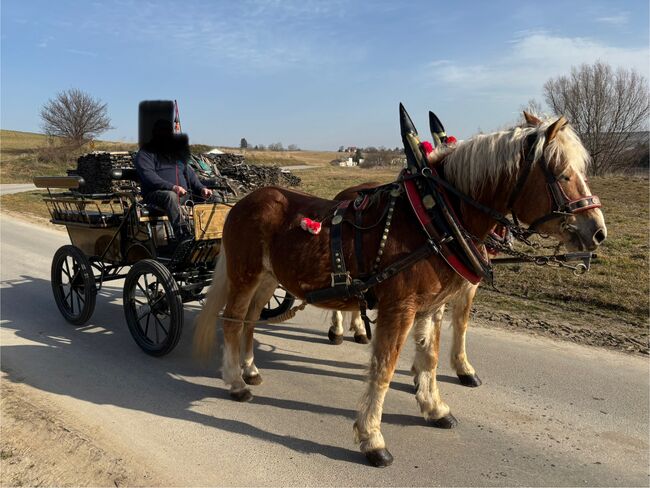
[243,373,263,386]
[429,413,458,429]
[354,334,370,344]
[365,448,394,468]
[458,374,482,387]
[230,389,253,402]
[328,329,343,345]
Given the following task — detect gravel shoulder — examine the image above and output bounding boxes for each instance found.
[1,375,161,487]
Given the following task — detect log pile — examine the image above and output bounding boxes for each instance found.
[69,151,301,196]
[202,153,301,192]
[69,151,137,194]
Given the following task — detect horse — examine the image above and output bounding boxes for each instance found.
[194,111,607,467]
[328,183,482,388]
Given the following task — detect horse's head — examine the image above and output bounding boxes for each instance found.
[510,115,607,251]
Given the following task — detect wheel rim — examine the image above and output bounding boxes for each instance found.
[130,272,172,345]
[56,255,87,318]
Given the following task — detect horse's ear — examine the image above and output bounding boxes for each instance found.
[399,103,418,137]
[399,103,425,171]
[546,116,568,141]
[429,111,446,147]
[523,111,542,126]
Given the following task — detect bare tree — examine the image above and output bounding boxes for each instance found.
[543,62,649,175]
[40,88,112,146]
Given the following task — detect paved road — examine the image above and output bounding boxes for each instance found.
[1,213,648,486]
[0,183,36,195]
[280,164,316,171]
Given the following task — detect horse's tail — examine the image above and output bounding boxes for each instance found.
[193,246,230,362]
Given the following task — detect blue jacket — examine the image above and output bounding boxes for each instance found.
[134,150,205,197]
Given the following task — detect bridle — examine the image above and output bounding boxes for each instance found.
[507,133,601,234]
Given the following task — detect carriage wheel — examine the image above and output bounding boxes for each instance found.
[123,259,184,356]
[260,285,296,320]
[51,245,97,325]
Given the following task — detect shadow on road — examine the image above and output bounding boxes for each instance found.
[1,274,461,464]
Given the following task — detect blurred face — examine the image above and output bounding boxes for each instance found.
[152,119,173,141]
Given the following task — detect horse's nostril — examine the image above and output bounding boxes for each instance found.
[593,229,607,245]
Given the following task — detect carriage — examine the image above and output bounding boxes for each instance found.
[33,170,294,356]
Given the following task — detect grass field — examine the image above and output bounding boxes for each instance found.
[1,129,647,353]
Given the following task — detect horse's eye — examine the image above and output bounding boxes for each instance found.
[562,176,571,182]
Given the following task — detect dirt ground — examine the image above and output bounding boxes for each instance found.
[1,377,160,487]
[472,305,648,356]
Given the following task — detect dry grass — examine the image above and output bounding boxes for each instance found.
[218,147,342,167]
[297,165,399,199]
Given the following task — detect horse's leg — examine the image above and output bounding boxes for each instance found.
[411,305,444,390]
[411,311,458,429]
[240,274,278,386]
[328,311,344,345]
[222,281,260,402]
[354,305,415,467]
[450,284,482,387]
[350,309,369,344]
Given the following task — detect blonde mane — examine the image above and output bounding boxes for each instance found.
[442,119,590,198]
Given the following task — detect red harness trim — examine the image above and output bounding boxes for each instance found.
[404,178,482,284]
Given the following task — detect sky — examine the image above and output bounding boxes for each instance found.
[1,0,648,150]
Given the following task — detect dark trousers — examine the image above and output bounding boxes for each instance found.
[144,190,189,238]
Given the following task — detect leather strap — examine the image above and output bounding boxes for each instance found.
[330,201,352,287]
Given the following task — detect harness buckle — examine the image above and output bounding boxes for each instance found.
[331,272,351,287]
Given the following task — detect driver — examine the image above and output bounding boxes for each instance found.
[134,119,213,240]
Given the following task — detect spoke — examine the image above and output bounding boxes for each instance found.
[144,313,151,338]
[75,288,86,305]
[63,286,73,309]
[63,258,71,280]
[153,314,169,337]
[154,314,159,343]
[61,260,72,283]
[137,307,150,321]
[143,273,150,294]
[74,289,82,313]
[136,281,149,300]
[154,279,161,297]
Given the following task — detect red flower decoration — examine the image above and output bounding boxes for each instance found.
[420,140,434,156]
[300,218,322,235]
[446,136,458,145]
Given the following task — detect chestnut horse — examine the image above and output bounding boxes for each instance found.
[328,183,482,388]
[194,114,606,467]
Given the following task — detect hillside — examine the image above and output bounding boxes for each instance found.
[0,130,139,183]
[0,130,342,183]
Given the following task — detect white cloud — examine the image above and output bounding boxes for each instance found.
[595,13,629,25]
[428,32,649,96]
